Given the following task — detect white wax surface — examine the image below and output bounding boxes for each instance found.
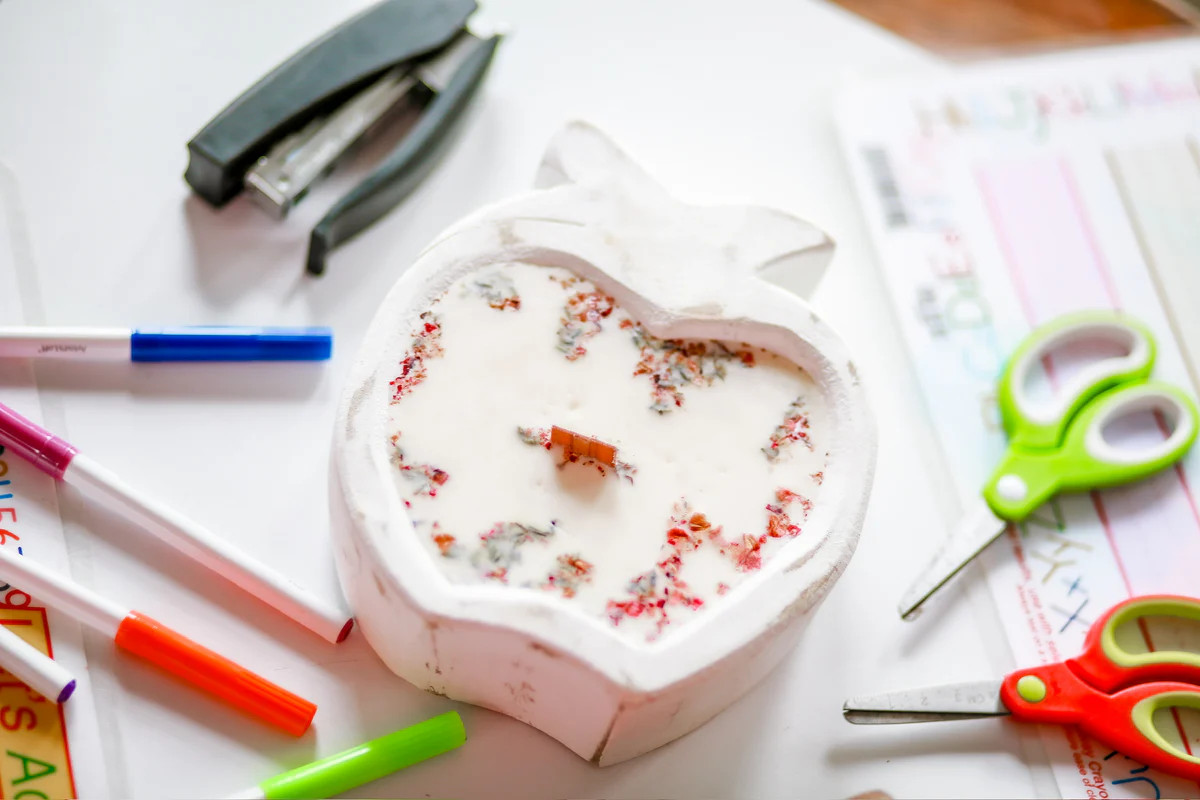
[384,263,830,642]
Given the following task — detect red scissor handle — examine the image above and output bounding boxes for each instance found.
[1002,665,1200,782]
[1070,595,1200,692]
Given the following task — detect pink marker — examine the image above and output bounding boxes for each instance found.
[0,401,353,644]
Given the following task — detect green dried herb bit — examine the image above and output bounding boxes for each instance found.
[549,272,581,290]
[470,521,559,582]
[604,488,815,640]
[763,396,813,460]
[388,433,449,497]
[605,499,711,640]
[557,290,616,360]
[613,458,638,484]
[472,272,521,311]
[389,311,444,403]
[624,319,757,413]
[577,455,637,483]
[697,488,807,573]
[516,426,551,448]
[541,553,594,598]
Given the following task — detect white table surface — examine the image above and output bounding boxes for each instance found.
[0,1,1058,796]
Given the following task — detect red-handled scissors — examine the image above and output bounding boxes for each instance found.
[845,595,1200,781]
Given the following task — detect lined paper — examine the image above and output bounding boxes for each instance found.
[1109,140,1200,392]
[838,38,1200,798]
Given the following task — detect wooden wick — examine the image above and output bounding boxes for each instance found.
[550,425,616,466]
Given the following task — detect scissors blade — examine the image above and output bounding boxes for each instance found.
[843,680,1010,724]
[899,499,1009,620]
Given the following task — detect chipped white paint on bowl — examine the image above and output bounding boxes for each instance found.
[331,122,876,765]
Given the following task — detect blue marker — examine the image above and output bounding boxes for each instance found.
[0,326,332,362]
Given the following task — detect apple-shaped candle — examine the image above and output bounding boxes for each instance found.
[332,122,875,765]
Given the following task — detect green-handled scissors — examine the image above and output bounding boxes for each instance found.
[899,311,1199,620]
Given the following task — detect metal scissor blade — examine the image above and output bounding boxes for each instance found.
[898,500,1009,621]
[843,680,1010,724]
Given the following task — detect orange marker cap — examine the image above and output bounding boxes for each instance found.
[114,612,316,736]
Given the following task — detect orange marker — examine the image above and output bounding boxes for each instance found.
[0,546,315,736]
[550,426,617,466]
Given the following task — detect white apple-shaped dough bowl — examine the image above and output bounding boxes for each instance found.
[331,122,876,765]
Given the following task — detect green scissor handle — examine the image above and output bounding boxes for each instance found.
[984,380,1199,519]
[1094,596,1200,683]
[999,595,1200,783]
[998,311,1157,451]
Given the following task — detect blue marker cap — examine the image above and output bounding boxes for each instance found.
[130,327,333,362]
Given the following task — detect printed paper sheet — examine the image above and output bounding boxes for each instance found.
[0,163,108,796]
[838,38,1200,799]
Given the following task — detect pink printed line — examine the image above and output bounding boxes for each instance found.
[977,155,1200,586]
[1089,493,1135,597]
[975,168,1040,326]
[1174,463,1200,541]
[1159,439,1200,778]
[1093,499,1200,790]
[982,155,1200,789]
[1156,414,1200,547]
[1137,618,1195,762]
[1056,158,1120,311]
[977,160,1137,596]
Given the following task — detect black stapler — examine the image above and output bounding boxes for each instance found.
[184,0,502,276]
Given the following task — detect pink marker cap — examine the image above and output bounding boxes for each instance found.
[0,402,78,479]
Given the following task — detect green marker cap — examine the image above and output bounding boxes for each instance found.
[260,711,466,799]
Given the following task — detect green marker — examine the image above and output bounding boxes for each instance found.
[229,711,465,799]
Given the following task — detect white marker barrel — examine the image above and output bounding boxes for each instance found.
[0,623,76,703]
[0,547,126,637]
[64,455,354,644]
[0,327,131,359]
